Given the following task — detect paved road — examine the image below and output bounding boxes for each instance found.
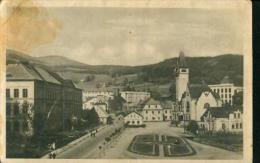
[55,121,242,159]
[56,118,124,159]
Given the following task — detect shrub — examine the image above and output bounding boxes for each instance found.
[186,120,199,134]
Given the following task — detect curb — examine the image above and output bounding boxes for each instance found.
[41,125,107,158]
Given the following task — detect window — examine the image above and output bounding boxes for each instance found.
[186,102,190,112]
[225,94,227,98]
[6,103,11,116]
[132,121,135,124]
[229,94,232,98]
[229,88,231,93]
[222,123,226,129]
[221,89,223,93]
[156,105,157,108]
[14,89,19,98]
[146,110,148,114]
[240,123,242,129]
[238,113,240,118]
[217,89,220,93]
[165,110,167,114]
[137,121,140,124]
[158,111,160,114]
[22,89,28,98]
[181,69,187,72]
[221,94,223,98]
[232,124,235,129]
[6,89,10,98]
[234,113,236,118]
[152,111,154,114]
[225,88,227,93]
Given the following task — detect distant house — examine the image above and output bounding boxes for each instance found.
[160,101,173,121]
[83,88,114,100]
[124,111,143,126]
[201,106,243,132]
[208,76,243,105]
[120,91,150,106]
[142,98,163,122]
[83,96,108,111]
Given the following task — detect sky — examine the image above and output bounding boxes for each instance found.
[6,4,245,66]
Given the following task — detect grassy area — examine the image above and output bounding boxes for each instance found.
[133,143,154,155]
[191,134,243,152]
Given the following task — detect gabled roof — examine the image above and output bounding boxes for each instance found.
[160,100,173,109]
[145,98,161,105]
[6,63,61,84]
[188,84,220,100]
[125,111,143,118]
[201,106,243,121]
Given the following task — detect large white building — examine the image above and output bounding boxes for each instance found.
[6,58,82,136]
[208,76,243,105]
[120,91,150,106]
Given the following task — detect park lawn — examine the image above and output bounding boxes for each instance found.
[133,143,154,155]
[192,134,243,152]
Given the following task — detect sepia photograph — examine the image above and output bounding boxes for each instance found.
[0,0,252,162]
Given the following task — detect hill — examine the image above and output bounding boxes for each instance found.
[6,49,243,86]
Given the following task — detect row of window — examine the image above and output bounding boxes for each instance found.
[213,88,232,93]
[220,94,232,99]
[6,89,28,98]
[6,103,27,116]
[145,110,173,114]
[231,123,242,129]
[127,120,141,124]
[233,112,241,119]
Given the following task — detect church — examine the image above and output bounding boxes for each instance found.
[173,52,222,125]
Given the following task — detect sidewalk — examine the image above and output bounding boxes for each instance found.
[41,125,107,158]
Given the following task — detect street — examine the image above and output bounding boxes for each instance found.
[56,117,124,159]
[55,121,242,159]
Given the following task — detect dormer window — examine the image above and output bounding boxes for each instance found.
[181,69,187,72]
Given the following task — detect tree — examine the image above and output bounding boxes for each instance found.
[186,120,199,134]
[233,91,243,106]
[82,108,100,127]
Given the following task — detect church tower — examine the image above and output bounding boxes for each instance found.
[175,51,189,102]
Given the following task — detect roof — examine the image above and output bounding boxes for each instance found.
[178,51,188,68]
[160,100,173,109]
[221,76,233,84]
[125,111,143,118]
[188,83,220,99]
[201,106,243,121]
[145,98,161,105]
[6,63,61,84]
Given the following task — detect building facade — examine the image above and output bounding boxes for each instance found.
[208,76,243,105]
[124,111,143,126]
[142,99,163,122]
[120,91,150,106]
[6,61,82,137]
[201,106,243,132]
[83,88,114,101]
